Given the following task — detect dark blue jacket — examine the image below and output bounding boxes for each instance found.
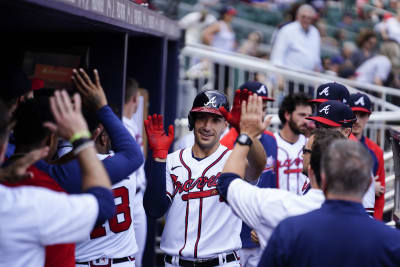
[259,200,400,267]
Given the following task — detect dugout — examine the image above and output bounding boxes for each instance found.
[0,0,180,126]
[0,1,180,266]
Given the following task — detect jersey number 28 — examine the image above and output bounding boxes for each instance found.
[90,186,132,239]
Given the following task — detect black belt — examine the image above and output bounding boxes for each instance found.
[76,256,135,265]
[165,253,238,267]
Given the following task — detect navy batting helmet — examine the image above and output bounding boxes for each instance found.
[188,90,229,131]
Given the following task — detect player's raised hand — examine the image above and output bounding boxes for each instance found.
[44,90,90,141]
[144,114,174,159]
[374,175,385,197]
[240,94,272,139]
[219,89,252,131]
[72,68,108,110]
[0,147,49,183]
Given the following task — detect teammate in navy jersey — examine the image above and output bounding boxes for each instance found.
[220,81,277,267]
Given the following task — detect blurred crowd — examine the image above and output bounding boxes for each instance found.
[177,0,400,89]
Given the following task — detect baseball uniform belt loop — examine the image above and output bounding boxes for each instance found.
[165,252,238,267]
[76,256,135,265]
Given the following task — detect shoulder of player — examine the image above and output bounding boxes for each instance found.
[166,149,183,168]
[364,137,384,155]
[263,130,276,139]
[260,131,278,148]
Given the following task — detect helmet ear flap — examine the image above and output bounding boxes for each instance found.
[188,112,195,131]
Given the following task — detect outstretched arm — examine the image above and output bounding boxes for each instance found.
[222,94,269,178]
[36,69,143,193]
[143,114,175,218]
[220,92,270,181]
[44,90,114,225]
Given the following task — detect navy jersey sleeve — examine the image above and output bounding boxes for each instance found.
[143,159,172,218]
[86,186,115,225]
[216,172,241,201]
[35,106,143,194]
[258,133,278,189]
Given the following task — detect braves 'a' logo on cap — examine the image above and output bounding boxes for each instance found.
[319,105,331,115]
[257,85,267,95]
[204,96,217,108]
[319,86,330,96]
[354,96,365,106]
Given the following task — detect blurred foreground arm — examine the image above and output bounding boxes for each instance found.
[44,90,114,224]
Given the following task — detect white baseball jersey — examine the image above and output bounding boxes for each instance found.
[362,176,375,211]
[75,154,138,262]
[123,116,147,267]
[274,132,308,195]
[123,117,146,191]
[226,178,325,249]
[161,145,242,259]
[0,184,98,267]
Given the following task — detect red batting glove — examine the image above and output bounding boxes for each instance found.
[219,89,252,131]
[144,114,174,159]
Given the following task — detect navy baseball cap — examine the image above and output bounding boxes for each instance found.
[306,100,356,127]
[348,93,372,114]
[238,81,274,101]
[220,5,237,16]
[310,82,350,104]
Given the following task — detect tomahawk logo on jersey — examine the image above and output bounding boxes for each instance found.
[161,145,242,259]
[274,133,308,195]
[75,154,138,263]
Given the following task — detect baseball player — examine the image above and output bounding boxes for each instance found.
[74,79,142,267]
[274,93,313,195]
[0,91,115,267]
[309,82,350,106]
[143,90,266,267]
[349,93,385,220]
[306,100,376,214]
[216,95,346,250]
[70,71,139,266]
[28,69,143,266]
[75,153,137,267]
[219,81,277,267]
[2,96,77,267]
[122,78,147,267]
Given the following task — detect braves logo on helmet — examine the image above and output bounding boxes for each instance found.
[319,105,331,115]
[188,90,229,131]
[204,96,217,108]
[319,86,330,96]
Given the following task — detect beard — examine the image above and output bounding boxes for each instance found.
[288,116,303,135]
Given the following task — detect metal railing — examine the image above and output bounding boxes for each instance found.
[177,43,400,216]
